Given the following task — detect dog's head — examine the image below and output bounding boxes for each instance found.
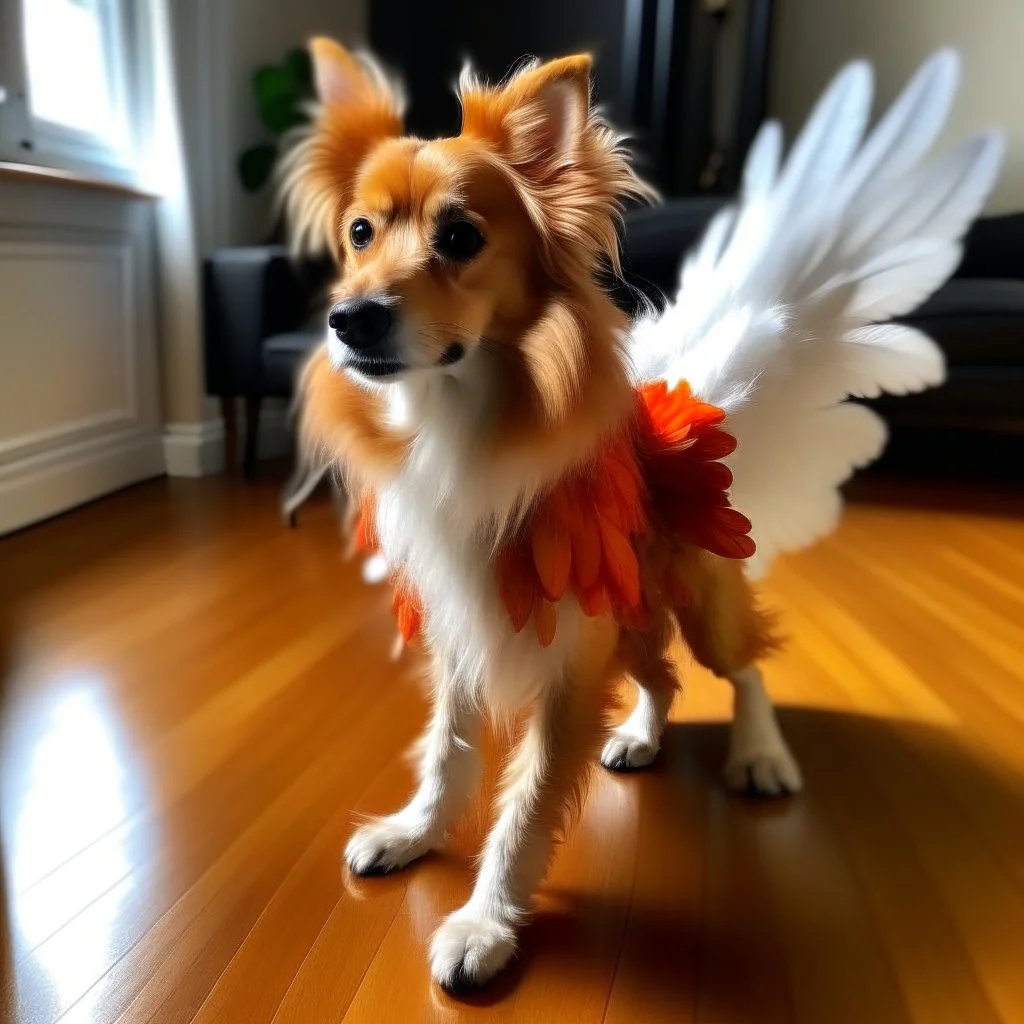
[282,39,655,386]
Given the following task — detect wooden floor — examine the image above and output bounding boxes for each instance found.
[2,471,1024,1024]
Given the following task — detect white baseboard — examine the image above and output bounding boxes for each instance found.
[0,406,293,534]
[163,420,225,477]
[163,405,294,478]
[0,428,165,536]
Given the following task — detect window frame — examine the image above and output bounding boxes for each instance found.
[0,0,139,183]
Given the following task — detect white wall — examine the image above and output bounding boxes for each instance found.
[771,0,1024,213]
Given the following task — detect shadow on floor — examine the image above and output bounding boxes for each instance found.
[433,707,1024,1011]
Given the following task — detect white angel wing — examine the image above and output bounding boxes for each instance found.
[630,50,1004,578]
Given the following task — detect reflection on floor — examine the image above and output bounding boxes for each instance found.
[1,471,1023,1023]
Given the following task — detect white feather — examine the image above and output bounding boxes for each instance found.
[629,50,1004,576]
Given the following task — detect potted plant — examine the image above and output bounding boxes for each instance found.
[238,46,316,240]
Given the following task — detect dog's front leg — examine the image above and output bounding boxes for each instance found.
[345,653,481,875]
[430,667,609,993]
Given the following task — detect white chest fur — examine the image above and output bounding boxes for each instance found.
[375,377,581,709]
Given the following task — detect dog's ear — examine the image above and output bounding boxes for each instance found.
[459,55,656,278]
[460,56,592,175]
[280,38,404,259]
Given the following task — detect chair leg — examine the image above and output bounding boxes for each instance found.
[243,395,262,479]
[220,396,238,475]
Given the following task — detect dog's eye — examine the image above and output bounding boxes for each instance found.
[436,220,485,262]
[350,218,374,249]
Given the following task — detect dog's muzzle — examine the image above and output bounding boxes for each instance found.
[329,299,403,377]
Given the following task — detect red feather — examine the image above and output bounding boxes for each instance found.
[392,583,422,643]
[579,586,611,617]
[570,510,602,591]
[534,597,557,647]
[598,516,640,608]
[591,474,626,531]
[531,507,571,602]
[687,430,738,461]
[497,547,534,632]
[604,456,645,532]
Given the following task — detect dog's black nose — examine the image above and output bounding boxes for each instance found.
[328,300,392,351]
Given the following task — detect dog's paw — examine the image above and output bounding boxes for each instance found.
[344,816,434,876]
[600,729,659,772]
[724,742,803,797]
[430,908,517,995]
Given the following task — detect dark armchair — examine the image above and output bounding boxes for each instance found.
[202,246,334,476]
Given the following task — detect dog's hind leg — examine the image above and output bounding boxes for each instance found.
[600,672,676,771]
[600,612,678,771]
[721,662,802,796]
[675,549,801,797]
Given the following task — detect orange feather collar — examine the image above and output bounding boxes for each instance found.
[356,380,754,647]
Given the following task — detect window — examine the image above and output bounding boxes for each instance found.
[0,0,135,175]
[25,0,128,144]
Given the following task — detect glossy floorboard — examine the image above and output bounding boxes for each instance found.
[2,472,1023,1024]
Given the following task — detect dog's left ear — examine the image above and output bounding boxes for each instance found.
[459,55,656,277]
[279,38,404,259]
[461,56,592,175]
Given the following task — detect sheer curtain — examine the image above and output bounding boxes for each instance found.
[136,0,208,454]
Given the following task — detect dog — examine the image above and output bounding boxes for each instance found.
[282,39,1001,992]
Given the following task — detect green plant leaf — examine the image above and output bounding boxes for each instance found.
[261,94,309,134]
[254,65,297,109]
[283,47,314,97]
[238,144,277,192]
[239,47,316,189]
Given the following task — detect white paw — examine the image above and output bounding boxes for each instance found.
[600,729,659,771]
[344,815,434,876]
[724,742,803,797]
[430,907,517,994]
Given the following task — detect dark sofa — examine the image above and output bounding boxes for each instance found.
[203,203,1024,478]
[618,205,1024,437]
